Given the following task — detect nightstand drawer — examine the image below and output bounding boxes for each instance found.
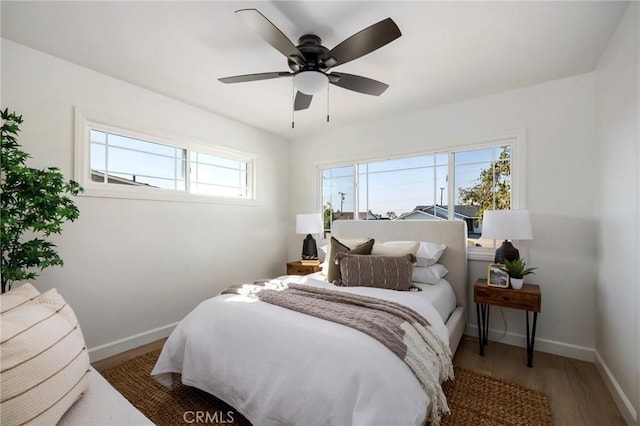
[286,261,321,276]
[474,281,541,312]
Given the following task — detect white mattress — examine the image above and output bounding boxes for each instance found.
[413,279,457,323]
[302,272,457,323]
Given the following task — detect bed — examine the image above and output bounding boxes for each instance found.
[330,220,468,354]
[152,220,468,425]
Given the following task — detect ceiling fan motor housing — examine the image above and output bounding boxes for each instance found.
[288,34,330,73]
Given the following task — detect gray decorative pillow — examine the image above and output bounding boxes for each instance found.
[335,253,417,291]
[326,237,375,283]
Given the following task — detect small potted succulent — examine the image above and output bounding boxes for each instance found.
[501,258,537,290]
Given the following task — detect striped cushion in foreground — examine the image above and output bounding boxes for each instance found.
[0,284,90,425]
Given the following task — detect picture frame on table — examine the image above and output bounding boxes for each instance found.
[487,263,509,288]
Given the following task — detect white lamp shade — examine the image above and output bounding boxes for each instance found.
[296,213,323,234]
[293,71,328,95]
[481,210,533,240]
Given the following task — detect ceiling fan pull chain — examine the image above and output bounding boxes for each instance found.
[326,85,330,123]
[291,80,295,129]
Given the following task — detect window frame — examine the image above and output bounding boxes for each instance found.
[74,108,258,204]
[316,131,527,261]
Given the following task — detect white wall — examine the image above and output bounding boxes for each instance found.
[595,2,639,424]
[2,39,290,360]
[289,72,599,360]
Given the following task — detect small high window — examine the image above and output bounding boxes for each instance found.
[75,108,256,203]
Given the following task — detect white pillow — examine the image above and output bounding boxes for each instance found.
[0,287,90,425]
[320,237,371,276]
[412,263,449,285]
[318,243,328,263]
[385,240,446,266]
[372,240,420,257]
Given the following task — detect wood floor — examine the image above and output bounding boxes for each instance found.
[454,336,627,426]
[95,336,628,425]
[92,339,166,372]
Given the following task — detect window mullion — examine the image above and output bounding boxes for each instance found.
[104,133,109,183]
[365,164,369,220]
[431,157,435,218]
[447,152,455,220]
[353,164,359,220]
[492,150,497,210]
[174,148,178,191]
[509,156,514,209]
[186,149,192,193]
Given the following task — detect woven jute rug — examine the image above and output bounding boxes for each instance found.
[101,349,552,425]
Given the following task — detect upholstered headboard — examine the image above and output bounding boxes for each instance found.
[331,220,468,308]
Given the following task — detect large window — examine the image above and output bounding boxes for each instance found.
[75,109,256,203]
[321,135,525,258]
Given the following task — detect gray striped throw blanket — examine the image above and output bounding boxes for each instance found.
[221,280,454,424]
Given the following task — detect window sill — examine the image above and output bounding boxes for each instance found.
[79,185,258,206]
[467,247,495,262]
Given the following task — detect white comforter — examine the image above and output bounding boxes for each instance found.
[151,275,450,426]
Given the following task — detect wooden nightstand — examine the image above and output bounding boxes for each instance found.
[286,261,322,276]
[474,278,542,367]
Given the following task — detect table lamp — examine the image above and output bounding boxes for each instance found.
[296,213,323,260]
[481,210,533,263]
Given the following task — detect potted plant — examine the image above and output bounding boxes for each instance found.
[501,258,537,290]
[1,109,83,293]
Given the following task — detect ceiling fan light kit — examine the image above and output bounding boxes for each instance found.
[219,9,401,125]
[293,71,328,95]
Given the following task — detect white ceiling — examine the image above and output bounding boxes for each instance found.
[1,1,628,140]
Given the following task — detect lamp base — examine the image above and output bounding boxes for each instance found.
[494,240,520,263]
[301,234,318,260]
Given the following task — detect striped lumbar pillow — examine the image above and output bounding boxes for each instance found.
[0,286,91,425]
[335,253,417,291]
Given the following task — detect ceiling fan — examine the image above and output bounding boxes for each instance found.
[219,9,402,112]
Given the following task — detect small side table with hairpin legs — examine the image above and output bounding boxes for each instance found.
[473,278,542,367]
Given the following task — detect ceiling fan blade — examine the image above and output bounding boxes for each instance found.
[218,71,292,84]
[294,91,313,111]
[235,9,305,67]
[329,72,389,96]
[321,18,401,69]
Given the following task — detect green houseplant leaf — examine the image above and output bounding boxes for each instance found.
[501,258,537,280]
[1,109,83,293]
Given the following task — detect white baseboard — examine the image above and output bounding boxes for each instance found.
[88,322,179,362]
[594,351,637,425]
[464,324,594,362]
